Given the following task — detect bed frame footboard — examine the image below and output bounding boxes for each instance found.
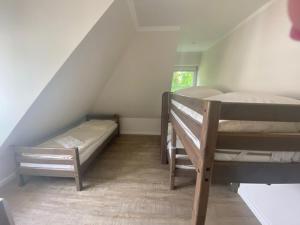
[14,147,83,191]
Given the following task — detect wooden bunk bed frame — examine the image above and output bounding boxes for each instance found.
[161,92,300,225]
[14,114,119,191]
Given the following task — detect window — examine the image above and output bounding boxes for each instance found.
[171,66,198,92]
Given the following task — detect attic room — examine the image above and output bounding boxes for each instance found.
[1,0,300,224]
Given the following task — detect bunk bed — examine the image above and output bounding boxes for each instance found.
[161,91,300,225]
[161,86,223,164]
[14,114,119,191]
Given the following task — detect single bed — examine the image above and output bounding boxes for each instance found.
[14,114,119,191]
[161,91,300,225]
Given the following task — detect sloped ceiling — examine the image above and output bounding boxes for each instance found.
[0,0,114,146]
[3,0,135,147]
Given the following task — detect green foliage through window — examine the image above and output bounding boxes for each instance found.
[171,71,195,92]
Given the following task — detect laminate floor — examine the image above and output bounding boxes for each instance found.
[0,135,261,225]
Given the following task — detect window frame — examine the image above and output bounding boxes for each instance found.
[171,66,198,91]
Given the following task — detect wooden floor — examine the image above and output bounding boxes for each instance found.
[0,135,260,225]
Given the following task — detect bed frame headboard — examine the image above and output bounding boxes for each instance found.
[86,114,119,123]
[86,114,120,136]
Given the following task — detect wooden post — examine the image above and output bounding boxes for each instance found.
[14,151,25,187]
[73,148,83,191]
[191,101,221,225]
[170,127,177,190]
[161,92,170,164]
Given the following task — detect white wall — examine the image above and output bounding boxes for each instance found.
[92,31,179,135]
[0,0,135,184]
[200,0,300,224]
[0,0,114,146]
[175,52,202,66]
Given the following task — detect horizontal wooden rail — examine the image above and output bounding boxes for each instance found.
[20,167,75,177]
[213,161,300,184]
[14,146,76,155]
[16,155,74,165]
[220,102,300,122]
[171,94,207,115]
[171,105,202,139]
[217,132,300,151]
[170,113,203,169]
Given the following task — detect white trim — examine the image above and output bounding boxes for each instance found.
[120,117,161,135]
[120,130,160,135]
[126,0,181,32]
[206,0,276,50]
[238,186,272,225]
[0,172,16,188]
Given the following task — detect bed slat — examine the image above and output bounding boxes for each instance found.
[16,155,74,165]
[19,167,75,177]
[14,147,76,155]
[172,94,207,114]
[171,105,202,139]
[213,161,300,184]
[170,114,203,169]
[220,102,300,122]
[217,132,300,151]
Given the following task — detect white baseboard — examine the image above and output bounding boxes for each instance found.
[0,172,16,188]
[120,117,160,135]
[239,185,271,225]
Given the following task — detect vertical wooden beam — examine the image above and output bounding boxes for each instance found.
[14,151,25,187]
[73,148,83,191]
[230,183,240,193]
[191,101,221,225]
[161,92,171,164]
[170,127,177,190]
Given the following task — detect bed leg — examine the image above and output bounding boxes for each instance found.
[73,148,83,191]
[75,175,83,191]
[192,170,211,225]
[161,92,170,165]
[14,152,25,187]
[170,147,176,190]
[170,127,177,190]
[230,183,240,193]
[18,174,25,187]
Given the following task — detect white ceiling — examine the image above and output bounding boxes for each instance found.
[127,0,271,52]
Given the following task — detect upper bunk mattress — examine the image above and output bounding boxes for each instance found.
[21,120,117,169]
[169,92,300,163]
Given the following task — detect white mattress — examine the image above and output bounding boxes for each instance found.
[169,92,300,163]
[21,120,117,170]
[175,86,223,99]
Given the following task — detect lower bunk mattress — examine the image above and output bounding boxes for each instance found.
[167,124,300,163]
[21,120,118,170]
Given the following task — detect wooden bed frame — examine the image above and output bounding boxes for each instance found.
[161,92,300,225]
[14,114,119,191]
